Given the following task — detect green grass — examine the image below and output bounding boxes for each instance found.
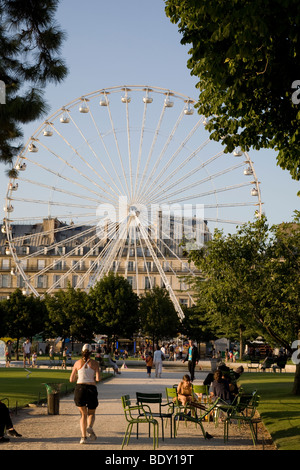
[240,373,300,450]
[0,368,76,409]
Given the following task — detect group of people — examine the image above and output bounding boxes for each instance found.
[0,338,246,446]
[144,339,200,380]
[4,338,33,368]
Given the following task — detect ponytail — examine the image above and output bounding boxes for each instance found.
[82,350,91,363]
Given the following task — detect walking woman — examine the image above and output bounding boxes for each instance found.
[70,344,101,444]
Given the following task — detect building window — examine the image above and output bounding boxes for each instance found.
[127,261,134,272]
[2,259,10,270]
[53,275,62,288]
[37,259,46,270]
[37,275,47,289]
[127,276,135,289]
[0,274,11,288]
[17,275,26,288]
[144,261,151,272]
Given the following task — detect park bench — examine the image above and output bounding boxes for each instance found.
[247,358,260,372]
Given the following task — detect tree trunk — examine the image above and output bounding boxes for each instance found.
[16,337,20,361]
[239,328,243,361]
[292,363,300,395]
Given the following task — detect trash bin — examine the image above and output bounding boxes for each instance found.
[44,383,63,415]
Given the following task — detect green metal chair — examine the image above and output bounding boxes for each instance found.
[192,384,209,395]
[173,397,221,439]
[121,395,159,450]
[213,388,256,427]
[136,392,174,440]
[224,392,260,445]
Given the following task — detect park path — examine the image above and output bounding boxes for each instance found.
[1,367,275,451]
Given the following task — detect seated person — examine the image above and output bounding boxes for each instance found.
[261,353,274,371]
[272,352,287,372]
[210,370,233,404]
[0,401,22,443]
[177,374,194,406]
[103,348,121,375]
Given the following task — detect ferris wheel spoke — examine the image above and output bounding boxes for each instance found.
[11,197,97,210]
[89,93,128,195]
[145,148,222,202]
[66,110,123,198]
[12,221,99,260]
[50,124,123,201]
[4,85,262,316]
[138,116,204,202]
[37,221,116,293]
[17,177,103,205]
[164,181,253,205]
[137,220,184,319]
[105,100,131,197]
[24,146,118,205]
[150,162,246,204]
[134,96,151,200]
[134,102,167,200]
[136,106,186,202]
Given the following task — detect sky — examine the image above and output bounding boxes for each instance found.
[1,0,299,230]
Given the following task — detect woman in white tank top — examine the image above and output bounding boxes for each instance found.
[70,344,101,444]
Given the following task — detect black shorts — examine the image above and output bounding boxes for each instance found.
[74,384,98,409]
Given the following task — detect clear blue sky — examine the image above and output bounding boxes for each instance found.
[1,0,299,228]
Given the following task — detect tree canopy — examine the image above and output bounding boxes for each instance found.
[165,0,300,183]
[139,286,180,345]
[0,0,67,165]
[89,273,140,342]
[187,214,300,393]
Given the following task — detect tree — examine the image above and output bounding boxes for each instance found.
[187,214,300,393]
[165,0,300,183]
[3,289,47,359]
[44,285,96,348]
[0,0,67,165]
[139,286,180,347]
[180,305,218,346]
[89,273,139,346]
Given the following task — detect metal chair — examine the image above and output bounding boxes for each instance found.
[136,392,173,440]
[224,392,260,445]
[121,395,159,450]
[173,397,221,439]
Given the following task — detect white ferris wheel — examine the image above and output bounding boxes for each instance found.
[3,85,262,319]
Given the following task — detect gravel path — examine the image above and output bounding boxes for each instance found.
[1,368,276,451]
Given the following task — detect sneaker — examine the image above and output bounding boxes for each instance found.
[80,437,87,444]
[87,427,97,441]
[7,429,22,437]
[0,436,10,443]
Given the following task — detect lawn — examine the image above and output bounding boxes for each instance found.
[240,372,300,450]
[0,368,76,409]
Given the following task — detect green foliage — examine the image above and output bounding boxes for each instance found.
[165,0,300,182]
[187,215,300,350]
[3,288,47,340]
[139,286,180,343]
[44,285,95,343]
[89,273,139,341]
[0,0,68,164]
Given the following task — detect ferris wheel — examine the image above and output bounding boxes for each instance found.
[3,85,262,319]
